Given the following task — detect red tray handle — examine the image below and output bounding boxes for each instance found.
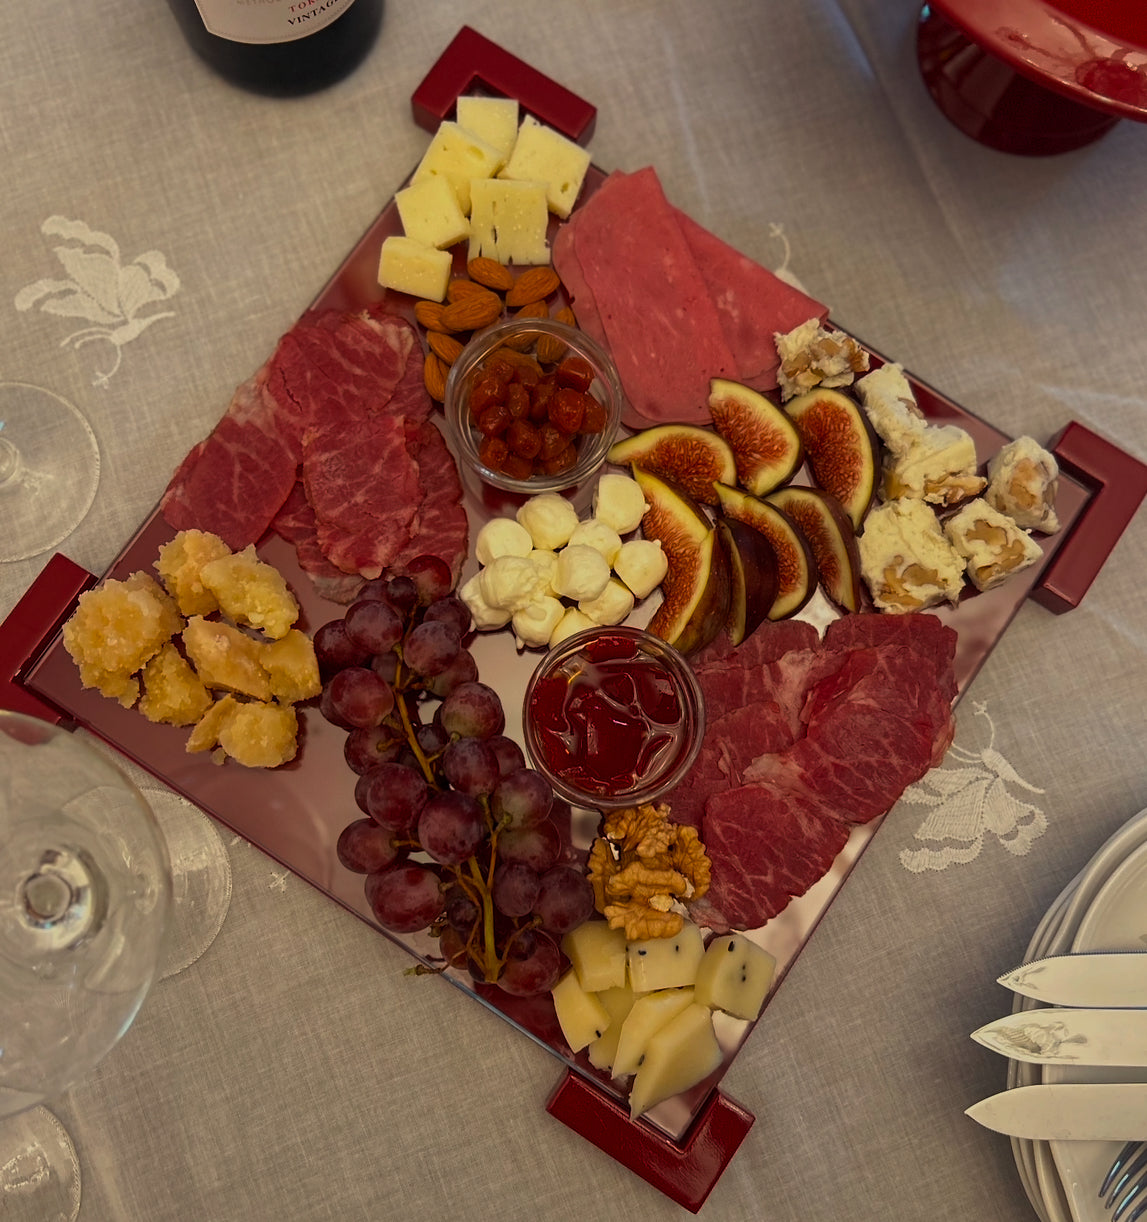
[1032,422,1147,614]
[411,26,597,144]
[546,1071,754,1214]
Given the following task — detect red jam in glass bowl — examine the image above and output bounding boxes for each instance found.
[522,626,705,810]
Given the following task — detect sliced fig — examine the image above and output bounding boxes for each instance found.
[714,482,816,621]
[766,485,861,613]
[607,424,735,506]
[708,378,803,496]
[716,517,779,647]
[635,468,730,656]
[783,388,878,530]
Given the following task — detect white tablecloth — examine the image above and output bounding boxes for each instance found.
[2,2,1146,1219]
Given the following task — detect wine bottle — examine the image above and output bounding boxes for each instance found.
[165,0,384,96]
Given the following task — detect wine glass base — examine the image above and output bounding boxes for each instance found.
[0,1107,81,1221]
[0,383,100,564]
[917,6,1122,154]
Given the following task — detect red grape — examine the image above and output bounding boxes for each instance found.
[422,595,472,638]
[496,931,561,996]
[384,574,418,615]
[425,648,478,698]
[492,768,553,830]
[371,651,399,684]
[337,819,401,874]
[488,735,526,777]
[402,555,453,606]
[497,821,561,872]
[437,925,470,970]
[313,619,368,677]
[365,864,443,933]
[403,620,462,677]
[491,861,540,918]
[417,790,485,865]
[439,681,505,739]
[414,721,449,758]
[355,762,429,833]
[534,864,594,937]
[344,724,403,774]
[444,884,480,936]
[324,667,394,729]
[344,598,404,655]
[441,737,500,797]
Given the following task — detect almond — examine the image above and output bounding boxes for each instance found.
[440,289,504,331]
[423,352,448,402]
[427,330,465,366]
[553,305,577,327]
[447,279,488,304]
[491,347,544,377]
[414,299,450,331]
[536,332,568,365]
[506,266,561,308]
[467,257,514,293]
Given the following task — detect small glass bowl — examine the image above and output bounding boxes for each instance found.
[443,317,622,496]
[522,626,705,811]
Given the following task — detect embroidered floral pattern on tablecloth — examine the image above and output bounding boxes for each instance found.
[898,701,1048,872]
[14,217,180,387]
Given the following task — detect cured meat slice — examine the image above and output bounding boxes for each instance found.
[271,483,365,605]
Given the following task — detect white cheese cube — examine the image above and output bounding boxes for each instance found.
[628,1003,722,1118]
[587,985,639,1072]
[468,178,551,265]
[562,921,628,992]
[943,498,1042,592]
[592,473,648,534]
[474,517,533,566]
[377,237,453,303]
[578,576,634,627]
[627,922,705,993]
[456,95,519,161]
[694,933,776,1020]
[499,115,592,219]
[412,120,505,215]
[512,595,565,649]
[394,175,470,250]
[611,987,695,1077]
[551,969,611,1053]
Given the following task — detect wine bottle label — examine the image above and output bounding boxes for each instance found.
[190,0,356,45]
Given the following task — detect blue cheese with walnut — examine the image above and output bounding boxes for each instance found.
[774,317,869,401]
[857,498,966,612]
[985,436,1061,533]
[943,499,1042,592]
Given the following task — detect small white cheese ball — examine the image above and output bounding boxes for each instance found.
[613,538,669,599]
[552,544,611,602]
[512,596,566,649]
[475,517,533,566]
[579,577,635,627]
[459,573,511,630]
[529,549,559,596]
[549,606,596,647]
[516,493,580,551]
[567,519,623,566]
[592,473,647,534]
[479,555,546,611]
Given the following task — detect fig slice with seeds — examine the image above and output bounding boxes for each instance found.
[783,387,878,530]
[608,425,735,506]
[715,482,816,621]
[766,485,861,614]
[717,517,780,647]
[708,378,803,496]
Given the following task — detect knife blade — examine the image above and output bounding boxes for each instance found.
[973,1008,1147,1066]
[998,953,1147,1007]
[967,1084,1147,1141]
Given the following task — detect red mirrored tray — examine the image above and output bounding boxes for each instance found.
[4,26,1147,1213]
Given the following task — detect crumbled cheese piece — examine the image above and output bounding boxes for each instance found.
[474,517,534,567]
[774,317,869,401]
[377,236,453,302]
[394,175,470,250]
[883,422,986,507]
[612,539,669,600]
[592,473,647,534]
[552,544,611,602]
[467,178,551,265]
[516,492,579,550]
[512,595,566,649]
[943,499,1043,592]
[857,498,966,613]
[456,96,520,161]
[411,120,505,214]
[459,573,511,630]
[985,436,1061,533]
[579,577,635,627]
[499,115,592,220]
[567,519,622,565]
[856,362,926,451]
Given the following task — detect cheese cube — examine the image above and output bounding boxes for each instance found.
[260,629,321,704]
[694,933,776,1021]
[857,497,966,613]
[394,176,469,250]
[551,969,611,1053]
[943,498,1043,592]
[611,988,694,1077]
[182,617,271,701]
[456,95,519,161]
[628,1003,723,1118]
[587,985,639,1072]
[627,921,705,993]
[499,115,591,219]
[377,236,453,303]
[468,178,550,266]
[562,921,628,992]
[412,120,505,214]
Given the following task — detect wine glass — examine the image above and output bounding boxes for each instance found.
[0,382,101,563]
[0,710,171,1118]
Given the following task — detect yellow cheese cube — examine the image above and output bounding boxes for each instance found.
[182,617,271,701]
[138,642,213,727]
[694,933,776,1021]
[260,628,321,704]
[627,921,705,993]
[155,528,231,616]
[562,921,628,992]
[628,1003,723,1118]
[467,178,550,266]
[412,120,504,214]
[499,115,591,219]
[200,544,299,641]
[456,95,519,161]
[611,987,694,1077]
[377,236,453,303]
[551,969,611,1053]
[587,985,639,1072]
[217,700,299,769]
[394,176,470,250]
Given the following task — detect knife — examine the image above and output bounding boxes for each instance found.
[998,953,1147,1007]
[973,1008,1147,1066]
[967,1084,1147,1141]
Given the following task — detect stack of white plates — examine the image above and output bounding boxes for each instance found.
[1009,806,1147,1222]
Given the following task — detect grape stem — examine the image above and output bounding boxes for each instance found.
[392,656,438,788]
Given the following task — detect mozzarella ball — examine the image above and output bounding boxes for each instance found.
[479,555,546,611]
[579,577,635,627]
[592,473,647,534]
[512,596,566,649]
[459,574,511,630]
[613,538,669,599]
[475,517,533,566]
[529,549,559,596]
[549,607,596,647]
[516,493,580,551]
[567,519,622,566]
[552,544,611,602]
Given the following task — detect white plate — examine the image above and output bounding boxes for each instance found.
[1046,833,1147,1222]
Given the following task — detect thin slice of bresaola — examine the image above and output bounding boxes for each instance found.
[566,167,739,428]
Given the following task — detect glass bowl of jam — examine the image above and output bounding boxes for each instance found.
[522,626,705,811]
[443,317,622,496]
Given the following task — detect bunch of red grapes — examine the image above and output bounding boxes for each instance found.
[318,554,594,997]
